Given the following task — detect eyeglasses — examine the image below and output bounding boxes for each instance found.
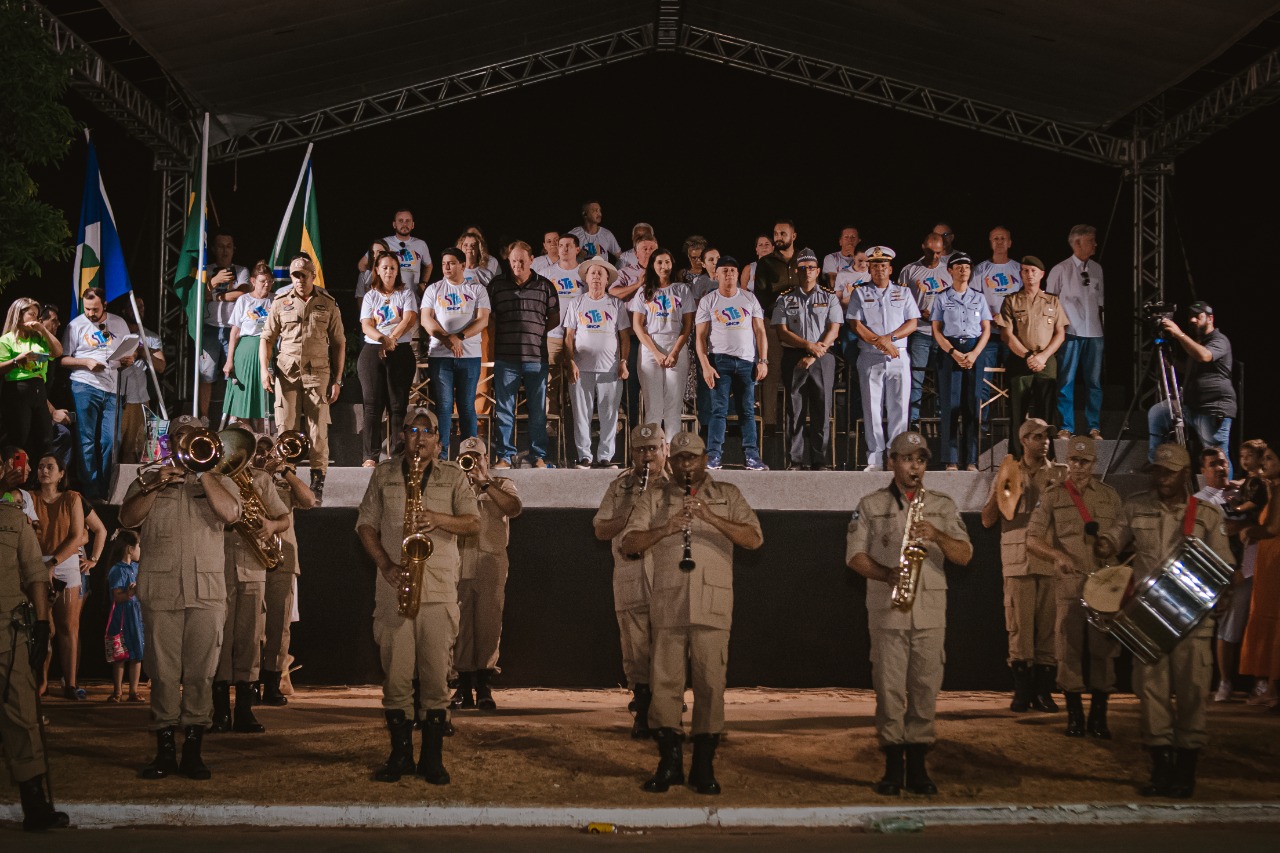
[1080,268,1091,287]
[798,264,819,271]
[404,426,436,435]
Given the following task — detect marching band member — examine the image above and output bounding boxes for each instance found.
[119,415,242,780]
[356,407,478,784]
[846,431,972,796]
[1094,443,1235,798]
[451,436,522,711]
[620,431,763,795]
[593,423,668,737]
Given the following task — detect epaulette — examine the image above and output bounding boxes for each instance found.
[819,284,837,294]
[778,286,796,297]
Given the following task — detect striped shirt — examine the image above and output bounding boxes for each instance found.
[489,273,560,363]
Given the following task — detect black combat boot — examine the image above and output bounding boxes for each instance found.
[631,684,653,740]
[642,728,685,792]
[209,681,232,733]
[474,669,497,711]
[139,726,179,779]
[904,744,938,795]
[233,681,266,733]
[1010,661,1034,712]
[688,733,722,795]
[178,725,211,780]
[261,670,288,706]
[450,672,474,709]
[874,744,905,796]
[1031,664,1060,712]
[373,710,416,782]
[1141,746,1177,797]
[310,470,325,506]
[1064,692,1086,737]
[18,775,69,832]
[418,710,451,785]
[1169,748,1199,798]
[1087,692,1112,739]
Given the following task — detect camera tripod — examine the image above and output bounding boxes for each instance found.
[1102,331,1185,480]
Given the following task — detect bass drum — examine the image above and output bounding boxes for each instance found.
[1083,536,1234,665]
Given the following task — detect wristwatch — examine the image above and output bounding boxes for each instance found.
[889,334,898,342]
[479,481,492,491]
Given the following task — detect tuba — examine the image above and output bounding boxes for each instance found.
[216,427,283,571]
[891,487,929,611]
[136,424,221,494]
[398,450,434,618]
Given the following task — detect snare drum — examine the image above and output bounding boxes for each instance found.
[1082,536,1234,665]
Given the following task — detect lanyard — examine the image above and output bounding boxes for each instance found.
[1182,495,1199,537]
[1062,479,1100,536]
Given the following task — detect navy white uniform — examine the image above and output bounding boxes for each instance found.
[847,282,920,466]
[772,284,843,468]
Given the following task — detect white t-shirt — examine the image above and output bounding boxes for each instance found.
[421,280,490,359]
[696,289,763,362]
[531,254,558,277]
[62,312,131,394]
[462,266,494,288]
[485,255,501,276]
[564,294,631,373]
[360,287,420,345]
[898,259,952,331]
[120,325,163,405]
[740,261,759,293]
[971,259,1023,323]
[545,265,585,340]
[204,263,250,328]
[822,251,865,290]
[618,248,638,268]
[833,270,871,304]
[628,282,696,338]
[384,235,432,288]
[229,295,273,337]
[569,226,622,262]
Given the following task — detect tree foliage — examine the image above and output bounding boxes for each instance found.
[0,1,80,292]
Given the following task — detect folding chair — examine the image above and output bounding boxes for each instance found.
[978,365,1011,470]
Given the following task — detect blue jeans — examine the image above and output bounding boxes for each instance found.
[71,381,118,499]
[1147,401,1234,477]
[1056,335,1104,433]
[707,354,759,459]
[493,359,549,463]
[908,332,937,424]
[938,338,982,466]
[429,357,482,456]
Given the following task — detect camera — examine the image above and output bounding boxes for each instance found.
[1142,300,1177,344]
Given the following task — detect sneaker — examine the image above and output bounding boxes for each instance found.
[1214,681,1234,703]
[863,465,879,473]
[965,464,979,472]
[945,464,959,471]
[575,458,592,469]
[744,456,769,471]
[532,458,548,469]
[492,458,513,470]
[706,453,723,470]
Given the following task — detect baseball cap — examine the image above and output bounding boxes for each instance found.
[889,431,931,459]
[669,431,706,456]
[717,255,739,269]
[459,436,487,456]
[1148,443,1191,473]
[402,406,439,431]
[1018,417,1052,440]
[1188,300,1213,317]
[630,423,664,450]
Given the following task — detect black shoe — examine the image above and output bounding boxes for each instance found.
[233,681,266,733]
[1169,748,1199,798]
[140,726,179,780]
[688,733,722,795]
[1087,692,1112,739]
[904,744,938,795]
[575,458,592,469]
[179,725,211,780]
[1031,665,1060,712]
[642,728,685,793]
[374,710,416,783]
[874,744,905,796]
[310,470,326,506]
[450,672,474,709]
[474,669,497,711]
[631,684,653,740]
[261,670,288,707]
[18,775,69,832]
[418,710,451,785]
[1064,692,1086,737]
[1141,746,1177,797]
[209,681,231,733]
[1009,661,1034,713]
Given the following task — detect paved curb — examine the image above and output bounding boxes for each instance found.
[4,802,1279,829]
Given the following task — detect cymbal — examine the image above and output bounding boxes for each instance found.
[1083,565,1133,613]
[996,454,1022,521]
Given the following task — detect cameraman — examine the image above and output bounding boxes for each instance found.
[1147,301,1236,474]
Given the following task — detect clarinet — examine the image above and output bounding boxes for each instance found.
[623,465,650,560]
[679,471,697,572]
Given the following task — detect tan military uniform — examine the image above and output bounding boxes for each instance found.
[263,477,302,672]
[356,458,478,720]
[1097,491,1234,749]
[593,470,669,688]
[621,476,761,735]
[216,469,290,684]
[999,290,1067,454]
[0,504,49,783]
[454,477,520,673]
[260,287,345,473]
[1027,477,1122,692]
[993,460,1066,665]
[125,472,242,729]
[846,485,970,746]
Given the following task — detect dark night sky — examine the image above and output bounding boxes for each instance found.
[12,53,1277,437]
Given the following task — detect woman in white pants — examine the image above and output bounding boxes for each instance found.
[628,249,695,442]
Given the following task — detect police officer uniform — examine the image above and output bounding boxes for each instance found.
[1096,443,1235,798]
[1026,436,1122,737]
[260,283,345,499]
[593,423,668,736]
[999,256,1066,456]
[0,502,68,831]
[212,466,290,734]
[771,249,844,469]
[931,253,992,469]
[845,431,971,795]
[452,436,521,711]
[845,247,921,469]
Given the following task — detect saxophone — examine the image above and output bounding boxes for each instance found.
[890,487,928,610]
[397,450,434,618]
[218,427,283,570]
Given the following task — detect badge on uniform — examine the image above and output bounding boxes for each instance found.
[850,509,860,521]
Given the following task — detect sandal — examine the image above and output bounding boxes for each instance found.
[127,693,146,703]
[107,693,122,703]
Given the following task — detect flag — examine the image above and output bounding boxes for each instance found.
[271,144,325,287]
[171,177,206,343]
[71,136,132,317]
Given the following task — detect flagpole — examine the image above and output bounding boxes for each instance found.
[127,290,168,420]
[191,113,210,418]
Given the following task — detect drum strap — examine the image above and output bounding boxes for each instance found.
[1183,496,1199,537]
[1063,480,1092,523]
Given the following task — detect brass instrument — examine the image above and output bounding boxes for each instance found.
[458,453,478,472]
[216,427,283,571]
[623,463,651,560]
[891,486,929,611]
[136,424,222,494]
[269,430,310,474]
[995,454,1022,521]
[678,472,696,572]
[398,450,434,618]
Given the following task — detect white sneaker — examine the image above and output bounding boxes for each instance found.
[1214,681,1233,702]
[863,465,879,472]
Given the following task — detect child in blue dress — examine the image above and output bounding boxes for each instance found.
[105,531,145,702]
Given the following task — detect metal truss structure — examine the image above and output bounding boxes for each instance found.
[156,163,192,404]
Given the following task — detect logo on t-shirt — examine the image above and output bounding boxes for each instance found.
[579,308,611,330]
[83,326,113,348]
[921,276,947,293]
[648,291,676,318]
[397,248,416,268]
[581,243,600,260]
[375,303,399,325]
[986,272,1019,294]
[250,304,269,320]
[438,292,470,311]
[715,306,745,326]
[554,277,581,297]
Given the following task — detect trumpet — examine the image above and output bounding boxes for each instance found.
[136,425,222,494]
[270,430,310,471]
[458,452,479,472]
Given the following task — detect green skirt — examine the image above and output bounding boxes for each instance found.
[224,334,272,418]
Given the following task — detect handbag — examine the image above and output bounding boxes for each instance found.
[104,604,130,663]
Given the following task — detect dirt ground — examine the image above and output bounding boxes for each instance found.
[18,686,1280,808]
